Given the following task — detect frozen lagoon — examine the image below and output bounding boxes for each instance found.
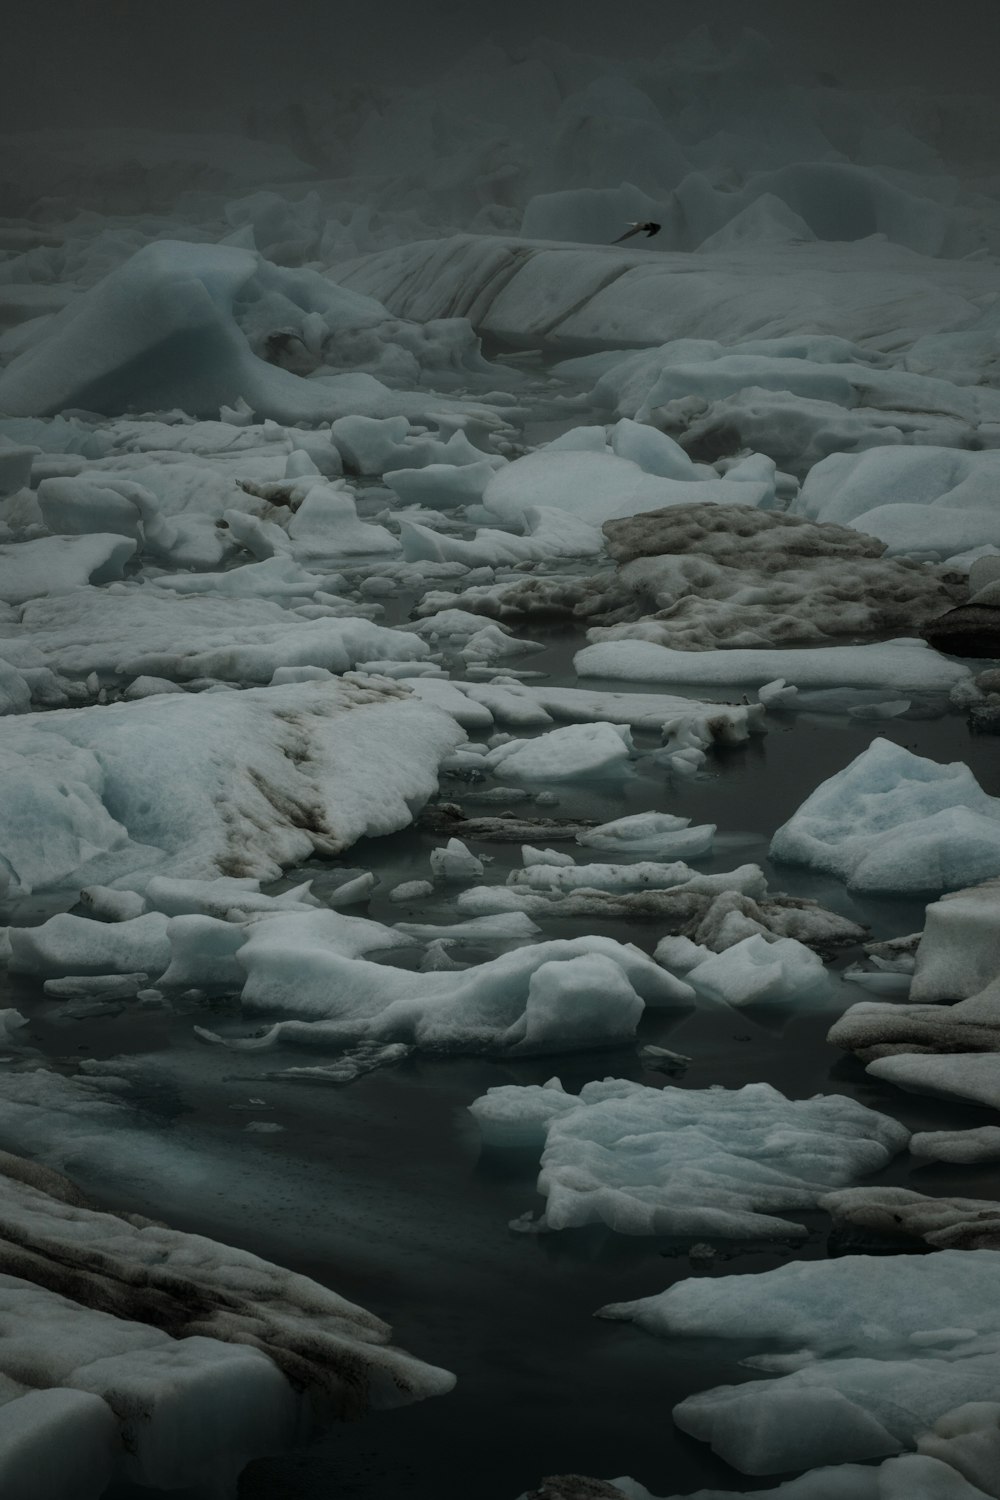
[3,32,1000,1492]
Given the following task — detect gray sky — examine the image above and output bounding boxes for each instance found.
[4,0,999,132]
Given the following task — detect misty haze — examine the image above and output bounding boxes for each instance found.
[0,3,999,1498]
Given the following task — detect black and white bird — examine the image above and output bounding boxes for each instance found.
[612,221,661,243]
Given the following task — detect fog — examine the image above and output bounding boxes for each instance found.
[1,2,1000,1498]
[6,0,1000,132]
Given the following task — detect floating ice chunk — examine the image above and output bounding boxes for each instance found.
[652,934,709,973]
[399,504,604,567]
[601,1251,1000,1475]
[430,838,485,882]
[43,975,148,1001]
[0,678,463,894]
[918,1406,1000,1500]
[761,681,803,708]
[236,933,690,1052]
[576,639,970,694]
[286,481,400,560]
[673,1385,903,1475]
[3,587,430,689]
[158,915,253,991]
[513,954,647,1049]
[795,446,1000,535]
[485,723,634,782]
[36,477,143,539]
[0,1387,119,1500]
[479,447,707,531]
[522,846,576,868]
[460,865,862,950]
[868,1054,1000,1113]
[342,235,1000,360]
[326,872,377,907]
[473,1078,906,1239]
[154,556,332,601]
[910,1128,1000,1164]
[910,880,1000,1004]
[771,740,1000,894]
[683,934,831,1006]
[469,1078,577,1149]
[385,460,499,508]
[515,1455,996,1499]
[333,415,444,476]
[388,880,434,903]
[578,812,715,860]
[143,876,317,920]
[78,887,147,922]
[8,914,171,981]
[560,501,952,653]
[0,535,135,605]
[122,675,186,700]
[841,965,912,997]
[0,1010,28,1046]
[0,1141,453,1495]
[393,913,541,949]
[0,240,483,427]
[609,419,699,481]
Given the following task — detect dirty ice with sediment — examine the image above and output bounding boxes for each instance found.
[1,23,1000,1500]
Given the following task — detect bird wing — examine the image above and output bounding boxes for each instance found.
[612,225,641,243]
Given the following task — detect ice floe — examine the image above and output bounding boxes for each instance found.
[600,1251,1000,1476]
[0,1143,451,1499]
[771,741,1000,893]
[0,240,503,428]
[576,638,968,695]
[0,677,463,893]
[471,1077,907,1238]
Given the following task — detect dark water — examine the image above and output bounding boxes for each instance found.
[9,682,999,1500]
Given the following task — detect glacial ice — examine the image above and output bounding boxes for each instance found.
[0,677,463,893]
[600,1251,1000,1475]
[342,235,1000,355]
[576,638,968,695]
[231,930,692,1052]
[0,588,430,698]
[771,740,1000,893]
[471,1078,907,1238]
[0,240,499,428]
[829,879,1000,1108]
[0,1146,453,1499]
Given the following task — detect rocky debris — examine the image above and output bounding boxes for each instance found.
[418,803,595,843]
[823,1186,1000,1253]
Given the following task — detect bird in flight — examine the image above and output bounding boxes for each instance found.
[612,221,661,243]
